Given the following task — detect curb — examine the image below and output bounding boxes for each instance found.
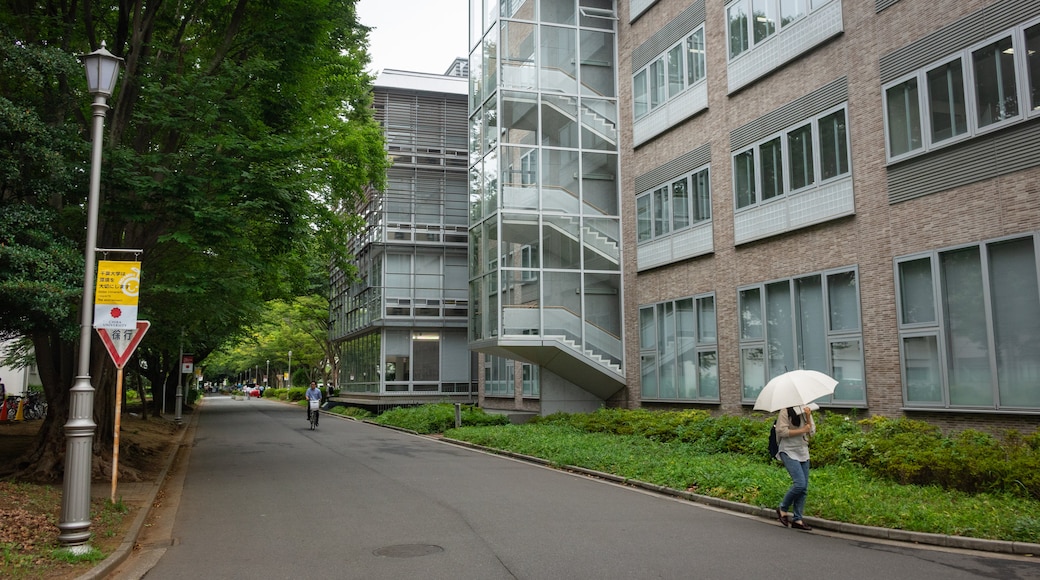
[77,406,201,580]
[437,436,1040,558]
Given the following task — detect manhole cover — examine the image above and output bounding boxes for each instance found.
[373,544,444,558]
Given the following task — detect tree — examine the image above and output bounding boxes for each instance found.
[0,1,387,481]
[204,294,336,389]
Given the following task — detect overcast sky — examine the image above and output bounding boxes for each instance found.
[357,0,469,75]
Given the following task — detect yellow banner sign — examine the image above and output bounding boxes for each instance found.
[94,260,141,329]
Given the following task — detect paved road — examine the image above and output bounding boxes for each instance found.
[122,396,1040,579]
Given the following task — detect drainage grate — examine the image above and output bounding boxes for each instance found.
[373,544,444,558]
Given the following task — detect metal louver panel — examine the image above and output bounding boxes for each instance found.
[875,0,900,13]
[730,78,847,152]
[631,1,706,71]
[634,143,711,192]
[887,121,1040,204]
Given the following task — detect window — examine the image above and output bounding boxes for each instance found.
[787,123,814,191]
[739,268,865,406]
[896,235,1040,410]
[733,106,850,210]
[633,26,707,120]
[640,295,719,401]
[635,166,712,244]
[1027,22,1040,112]
[634,69,648,118]
[972,36,1019,128]
[883,20,1039,162]
[726,0,822,60]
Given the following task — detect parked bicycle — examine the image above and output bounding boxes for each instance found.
[23,391,47,420]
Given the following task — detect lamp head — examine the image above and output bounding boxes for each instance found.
[82,41,123,98]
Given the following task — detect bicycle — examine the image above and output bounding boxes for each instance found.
[308,399,320,430]
[23,392,47,420]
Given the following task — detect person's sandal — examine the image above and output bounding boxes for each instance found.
[791,520,812,531]
[775,508,790,527]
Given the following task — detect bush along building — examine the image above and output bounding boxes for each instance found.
[461,0,1040,432]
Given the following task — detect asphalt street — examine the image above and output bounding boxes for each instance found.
[119,396,1040,580]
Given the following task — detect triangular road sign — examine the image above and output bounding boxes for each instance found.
[97,320,150,369]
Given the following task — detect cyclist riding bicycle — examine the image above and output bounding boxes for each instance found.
[304,381,322,426]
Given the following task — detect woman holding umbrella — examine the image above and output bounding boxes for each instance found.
[755,369,835,531]
[775,405,816,530]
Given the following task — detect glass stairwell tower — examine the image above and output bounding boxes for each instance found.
[469,0,625,412]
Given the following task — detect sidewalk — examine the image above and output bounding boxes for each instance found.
[76,407,199,580]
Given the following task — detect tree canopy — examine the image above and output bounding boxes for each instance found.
[0,0,387,480]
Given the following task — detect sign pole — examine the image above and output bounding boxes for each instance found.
[111,366,124,503]
[96,320,150,504]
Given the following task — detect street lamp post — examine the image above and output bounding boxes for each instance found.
[59,42,122,552]
[287,350,292,389]
[266,359,270,387]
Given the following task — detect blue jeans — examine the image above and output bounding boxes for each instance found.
[780,452,810,522]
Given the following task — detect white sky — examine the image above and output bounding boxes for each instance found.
[357,0,470,75]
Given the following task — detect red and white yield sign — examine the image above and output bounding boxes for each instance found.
[97,320,150,369]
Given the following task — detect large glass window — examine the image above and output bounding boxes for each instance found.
[896,235,1040,410]
[733,106,850,210]
[1027,23,1040,112]
[787,123,814,191]
[972,36,1019,129]
[739,267,865,405]
[883,20,1039,162]
[639,294,719,402]
[752,0,777,44]
[734,150,756,209]
[818,109,848,180]
[759,137,783,201]
[686,29,706,87]
[926,59,967,143]
[727,3,749,59]
[634,69,648,118]
[635,166,712,244]
[885,77,922,158]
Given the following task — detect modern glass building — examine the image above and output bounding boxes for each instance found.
[468,0,626,414]
[458,0,1040,431]
[331,69,476,408]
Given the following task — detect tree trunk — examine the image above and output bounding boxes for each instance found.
[9,329,120,483]
[135,370,149,421]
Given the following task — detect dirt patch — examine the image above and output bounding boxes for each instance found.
[0,413,181,579]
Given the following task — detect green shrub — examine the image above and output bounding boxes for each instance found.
[809,412,867,467]
[286,387,307,402]
[374,403,508,434]
[531,408,1040,500]
[329,405,373,418]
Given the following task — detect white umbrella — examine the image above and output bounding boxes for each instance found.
[753,369,837,412]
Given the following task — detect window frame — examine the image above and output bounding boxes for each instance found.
[882,18,1040,164]
[894,233,1040,412]
[632,25,708,121]
[738,266,866,407]
[639,293,720,402]
[725,0,817,61]
[635,165,712,245]
[732,104,851,211]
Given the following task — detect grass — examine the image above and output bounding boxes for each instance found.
[0,412,176,579]
[0,481,134,579]
[438,421,1040,544]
